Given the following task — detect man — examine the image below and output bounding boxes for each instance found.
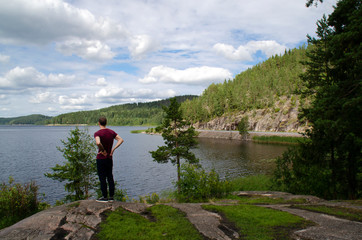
[94,117,124,202]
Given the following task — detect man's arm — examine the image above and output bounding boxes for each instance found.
[95,136,107,156]
[110,135,124,156]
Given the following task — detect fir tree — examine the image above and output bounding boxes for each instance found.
[45,127,97,202]
[150,97,199,192]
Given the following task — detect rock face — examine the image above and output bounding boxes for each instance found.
[194,96,309,133]
[0,200,128,240]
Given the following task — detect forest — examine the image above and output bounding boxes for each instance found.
[181,46,308,123]
[43,95,197,126]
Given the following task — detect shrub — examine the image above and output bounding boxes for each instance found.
[176,163,232,202]
[0,177,48,229]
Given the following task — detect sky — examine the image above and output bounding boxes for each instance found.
[0,0,337,117]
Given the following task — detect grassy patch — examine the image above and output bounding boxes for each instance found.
[130,129,145,134]
[292,205,362,222]
[252,136,308,145]
[229,174,273,191]
[97,205,203,240]
[203,204,313,240]
[223,195,308,205]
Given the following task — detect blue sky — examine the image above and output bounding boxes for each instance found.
[0,0,337,117]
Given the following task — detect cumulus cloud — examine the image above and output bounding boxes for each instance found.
[29,92,56,103]
[0,54,10,63]
[95,86,176,103]
[95,77,108,86]
[0,0,158,60]
[58,94,91,108]
[0,66,74,89]
[0,0,127,45]
[139,66,232,85]
[128,35,158,59]
[56,39,116,61]
[213,41,287,61]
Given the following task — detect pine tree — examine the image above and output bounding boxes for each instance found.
[274,0,361,199]
[45,127,97,202]
[150,97,199,192]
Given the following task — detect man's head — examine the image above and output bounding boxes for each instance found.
[98,117,107,127]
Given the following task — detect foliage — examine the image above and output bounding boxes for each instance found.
[181,47,308,123]
[97,205,203,240]
[139,193,160,204]
[0,177,49,230]
[45,127,98,202]
[237,116,249,136]
[0,114,51,125]
[274,0,362,199]
[150,97,199,192]
[176,163,232,202]
[45,95,197,126]
[203,204,313,240]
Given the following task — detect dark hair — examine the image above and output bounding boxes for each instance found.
[98,117,107,126]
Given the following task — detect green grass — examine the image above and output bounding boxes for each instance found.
[130,129,145,133]
[292,205,362,222]
[223,195,308,205]
[252,135,308,145]
[203,204,313,240]
[229,174,273,191]
[97,205,203,240]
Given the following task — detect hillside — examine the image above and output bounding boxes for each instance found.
[0,114,51,125]
[45,95,197,126]
[181,46,309,132]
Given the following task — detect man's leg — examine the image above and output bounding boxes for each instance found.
[96,159,108,198]
[105,159,115,198]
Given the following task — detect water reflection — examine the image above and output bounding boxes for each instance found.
[194,138,288,179]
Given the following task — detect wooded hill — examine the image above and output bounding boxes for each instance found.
[181,45,308,123]
[44,95,197,126]
[0,114,51,125]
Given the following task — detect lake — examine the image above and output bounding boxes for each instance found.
[0,126,288,204]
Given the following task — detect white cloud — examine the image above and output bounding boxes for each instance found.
[139,66,232,85]
[58,94,91,106]
[56,39,116,61]
[95,77,107,86]
[0,54,10,63]
[213,41,287,61]
[95,86,176,104]
[128,35,158,59]
[0,67,74,89]
[29,92,56,103]
[0,0,128,45]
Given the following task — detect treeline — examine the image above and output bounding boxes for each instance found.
[0,114,51,125]
[44,95,197,126]
[181,46,308,122]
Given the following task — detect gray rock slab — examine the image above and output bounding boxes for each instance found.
[263,204,362,240]
[168,203,239,240]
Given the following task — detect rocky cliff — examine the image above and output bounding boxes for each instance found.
[194,96,309,133]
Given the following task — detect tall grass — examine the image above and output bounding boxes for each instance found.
[0,177,49,229]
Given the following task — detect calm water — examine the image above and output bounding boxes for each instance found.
[0,126,287,204]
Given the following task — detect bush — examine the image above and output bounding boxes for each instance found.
[176,163,232,202]
[0,177,49,229]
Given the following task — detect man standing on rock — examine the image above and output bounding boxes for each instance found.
[94,117,124,202]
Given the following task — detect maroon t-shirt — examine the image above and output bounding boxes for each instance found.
[94,128,118,159]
